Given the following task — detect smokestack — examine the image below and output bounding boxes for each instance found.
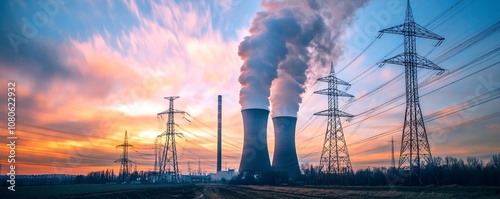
[239,109,272,173]
[217,95,222,172]
[272,116,300,179]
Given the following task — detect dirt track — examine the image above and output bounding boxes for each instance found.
[198,185,500,199]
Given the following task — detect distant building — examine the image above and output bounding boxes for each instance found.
[209,169,237,182]
[181,175,211,183]
[131,180,141,184]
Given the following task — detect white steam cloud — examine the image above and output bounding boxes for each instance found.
[238,0,368,116]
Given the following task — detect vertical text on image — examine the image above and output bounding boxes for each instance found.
[7,81,17,191]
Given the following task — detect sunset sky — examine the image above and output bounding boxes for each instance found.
[0,0,499,175]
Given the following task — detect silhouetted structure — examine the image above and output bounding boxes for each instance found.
[272,116,301,179]
[239,109,272,173]
[157,96,185,182]
[314,63,354,177]
[377,0,445,184]
[154,135,161,173]
[198,159,202,175]
[390,137,396,169]
[217,95,222,172]
[115,131,133,183]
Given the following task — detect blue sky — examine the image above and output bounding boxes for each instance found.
[311,0,500,166]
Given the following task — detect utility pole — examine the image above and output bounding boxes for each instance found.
[154,136,159,173]
[368,166,371,186]
[314,62,354,180]
[198,159,201,175]
[157,96,185,182]
[116,131,133,183]
[377,0,444,184]
[154,132,166,173]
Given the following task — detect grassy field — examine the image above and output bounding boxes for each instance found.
[1,184,499,199]
[0,184,199,199]
[226,185,500,199]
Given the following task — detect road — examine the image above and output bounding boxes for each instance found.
[197,185,500,199]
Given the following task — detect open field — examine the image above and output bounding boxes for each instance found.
[1,184,500,199]
[0,184,199,199]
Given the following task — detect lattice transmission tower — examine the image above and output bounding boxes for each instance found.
[157,96,185,182]
[314,63,354,176]
[390,136,396,169]
[377,0,444,182]
[153,134,162,173]
[116,130,133,183]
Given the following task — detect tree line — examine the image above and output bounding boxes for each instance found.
[300,154,500,186]
[2,154,498,186]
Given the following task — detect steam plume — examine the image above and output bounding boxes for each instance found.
[238,0,367,115]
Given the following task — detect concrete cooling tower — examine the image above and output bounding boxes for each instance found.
[272,116,300,179]
[239,109,272,173]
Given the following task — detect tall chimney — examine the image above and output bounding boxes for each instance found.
[217,95,222,172]
[272,116,300,179]
[239,109,272,173]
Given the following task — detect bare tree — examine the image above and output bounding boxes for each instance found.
[489,154,500,169]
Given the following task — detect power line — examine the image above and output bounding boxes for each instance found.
[348,48,499,123]
[346,22,500,115]
[349,88,500,147]
[337,39,377,74]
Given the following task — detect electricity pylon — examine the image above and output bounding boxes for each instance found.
[157,96,185,182]
[314,63,354,177]
[377,0,444,183]
[390,137,396,169]
[116,131,133,183]
[153,134,163,173]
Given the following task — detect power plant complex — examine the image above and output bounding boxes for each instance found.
[239,109,272,173]
[238,110,301,179]
[115,0,453,184]
[271,116,301,179]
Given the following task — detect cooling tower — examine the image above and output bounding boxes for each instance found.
[272,116,300,179]
[239,109,272,173]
